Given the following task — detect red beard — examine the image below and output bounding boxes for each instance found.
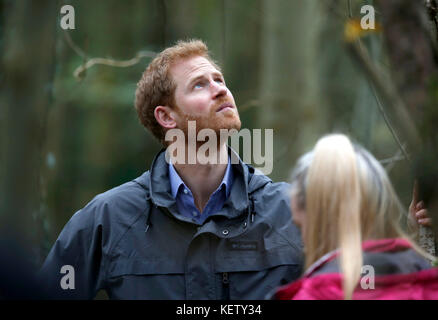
[176,99,241,136]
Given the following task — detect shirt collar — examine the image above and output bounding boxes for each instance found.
[168,161,186,199]
[169,156,233,199]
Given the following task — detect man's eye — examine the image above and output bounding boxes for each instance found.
[194,82,204,89]
[215,78,224,85]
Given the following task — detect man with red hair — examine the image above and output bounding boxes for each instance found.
[39,39,304,299]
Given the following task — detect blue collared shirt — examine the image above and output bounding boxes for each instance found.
[168,158,234,224]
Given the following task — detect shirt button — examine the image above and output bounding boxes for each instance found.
[222,229,229,236]
[184,188,189,194]
[192,211,198,217]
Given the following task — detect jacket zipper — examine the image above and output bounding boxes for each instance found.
[222,272,230,300]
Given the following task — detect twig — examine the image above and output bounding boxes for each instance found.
[63,31,156,80]
[346,39,421,151]
[380,152,406,165]
[370,84,411,162]
[63,31,88,60]
[380,148,407,173]
[73,51,156,80]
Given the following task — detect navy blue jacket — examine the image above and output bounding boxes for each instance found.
[39,149,303,299]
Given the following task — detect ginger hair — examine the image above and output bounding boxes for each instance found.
[134,39,220,144]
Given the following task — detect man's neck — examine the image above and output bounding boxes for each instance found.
[172,143,228,213]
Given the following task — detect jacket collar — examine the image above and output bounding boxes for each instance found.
[136,146,271,220]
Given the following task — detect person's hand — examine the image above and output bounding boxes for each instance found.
[409,181,432,227]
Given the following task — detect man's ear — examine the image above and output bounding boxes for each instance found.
[154,106,177,129]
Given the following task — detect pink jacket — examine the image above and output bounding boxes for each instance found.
[274,238,438,300]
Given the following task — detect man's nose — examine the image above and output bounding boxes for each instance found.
[211,80,227,99]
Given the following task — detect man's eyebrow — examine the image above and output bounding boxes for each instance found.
[212,71,225,80]
[187,75,205,87]
[187,72,224,87]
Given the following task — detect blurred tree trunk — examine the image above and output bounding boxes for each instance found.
[258,0,323,181]
[0,1,57,266]
[375,0,438,255]
[351,38,380,150]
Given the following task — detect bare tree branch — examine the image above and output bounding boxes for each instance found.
[62,31,156,80]
[345,39,421,150]
[380,149,406,173]
[63,31,88,60]
[380,151,406,165]
[369,83,411,162]
[73,51,156,80]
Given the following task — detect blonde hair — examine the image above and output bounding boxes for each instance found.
[290,134,435,299]
[134,39,220,144]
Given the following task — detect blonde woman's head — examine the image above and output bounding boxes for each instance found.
[289,134,408,299]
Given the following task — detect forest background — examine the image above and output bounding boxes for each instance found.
[1,0,437,271]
